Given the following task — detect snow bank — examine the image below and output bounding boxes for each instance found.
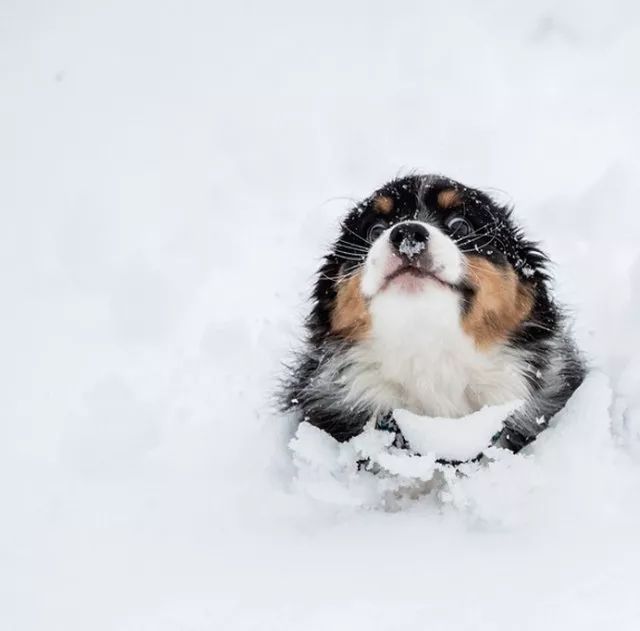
[3,1,640,630]
[289,399,523,508]
[290,374,616,519]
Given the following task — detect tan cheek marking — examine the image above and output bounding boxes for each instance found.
[373,195,394,214]
[330,270,371,341]
[437,189,463,209]
[462,255,534,349]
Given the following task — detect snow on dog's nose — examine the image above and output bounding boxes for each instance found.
[389,222,429,260]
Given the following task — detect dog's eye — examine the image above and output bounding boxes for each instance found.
[367,222,387,242]
[446,216,472,239]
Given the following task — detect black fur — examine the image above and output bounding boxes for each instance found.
[280,174,586,457]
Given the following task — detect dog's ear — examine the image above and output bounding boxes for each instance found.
[512,219,550,281]
[492,203,550,281]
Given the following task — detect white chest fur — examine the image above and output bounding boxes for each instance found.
[341,284,531,417]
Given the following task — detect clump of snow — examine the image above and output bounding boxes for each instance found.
[398,238,426,258]
[290,421,439,508]
[394,399,523,462]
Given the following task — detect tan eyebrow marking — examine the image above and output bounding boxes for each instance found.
[373,195,394,214]
[437,189,463,209]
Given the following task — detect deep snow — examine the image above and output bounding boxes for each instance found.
[2,1,640,629]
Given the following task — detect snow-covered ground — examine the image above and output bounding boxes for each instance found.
[2,1,640,629]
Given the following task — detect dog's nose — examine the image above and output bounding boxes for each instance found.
[389,222,429,259]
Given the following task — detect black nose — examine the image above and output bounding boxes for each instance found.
[389,222,429,258]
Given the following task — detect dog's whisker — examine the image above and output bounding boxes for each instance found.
[463,261,513,279]
[335,247,369,256]
[318,265,364,283]
[334,242,370,255]
[341,224,373,247]
[333,251,367,262]
[458,230,510,253]
[454,224,500,247]
[335,237,370,249]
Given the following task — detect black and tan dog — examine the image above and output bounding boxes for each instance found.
[281,174,585,458]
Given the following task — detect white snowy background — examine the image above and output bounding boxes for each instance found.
[2,1,640,629]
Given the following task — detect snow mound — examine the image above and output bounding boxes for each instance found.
[5,2,640,628]
[289,420,438,509]
[290,372,617,517]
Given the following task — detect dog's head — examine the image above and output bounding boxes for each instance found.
[310,175,550,350]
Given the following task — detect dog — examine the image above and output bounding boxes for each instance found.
[280,174,585,459]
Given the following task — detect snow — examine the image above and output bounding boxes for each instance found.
[398,238,426,258]
[394,400,523,461]
[2,1,640,630]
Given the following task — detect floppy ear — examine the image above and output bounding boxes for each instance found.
[516,235,550,281]
[501,205,550,281]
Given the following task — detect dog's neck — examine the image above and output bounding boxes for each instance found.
[341,285,531,418]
